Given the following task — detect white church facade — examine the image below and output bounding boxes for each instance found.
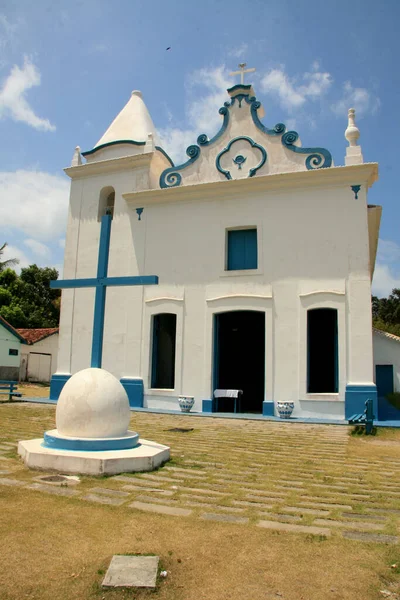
[50,74,383,421]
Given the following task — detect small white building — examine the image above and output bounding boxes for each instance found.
[18,329,59,383]
[0,315,26,381]
[51,76,383,420]
[373,328,400,420]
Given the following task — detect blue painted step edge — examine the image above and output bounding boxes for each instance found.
[120,378,144,408]
[345,384,377,420]
[262,401,275,416]
[49,374,71,401]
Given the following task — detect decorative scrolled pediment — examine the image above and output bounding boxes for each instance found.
[159,87,333,189]
[216,136,267,180]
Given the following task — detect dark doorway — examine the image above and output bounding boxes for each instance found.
[214,311,265,413]
[307,308,338,393]
[151,313,176,389]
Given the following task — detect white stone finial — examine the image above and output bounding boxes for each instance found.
[344,108,363,166]
[71,145,82,167]
[345,108,360,147]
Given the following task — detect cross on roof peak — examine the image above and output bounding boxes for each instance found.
[229,63,256,85]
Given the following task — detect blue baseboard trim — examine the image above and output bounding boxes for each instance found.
[202,398,215,413]
[345,384,377,419]
[49,374,71,401]
[263,401,275,416]
[120,378,144,408]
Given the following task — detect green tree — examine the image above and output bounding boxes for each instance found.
[372,289,400,336]
[0,265,60,328]
[0,243,19,272]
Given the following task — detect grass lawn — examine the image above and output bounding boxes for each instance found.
[0,403,399,600]
[18,382,51,398]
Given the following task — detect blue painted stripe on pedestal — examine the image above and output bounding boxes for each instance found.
[120,378,144,407]
[262,401,275,416]
[43,430,139,451]
[345,384,377,419]
[49,374,71,400]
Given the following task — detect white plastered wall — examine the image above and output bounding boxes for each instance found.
[20,334,59,382]
[0,323,21,373]
[56,148,376,418]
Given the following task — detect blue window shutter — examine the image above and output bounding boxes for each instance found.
[227,229,257,270]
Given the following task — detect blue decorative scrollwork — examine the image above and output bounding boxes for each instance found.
[216,136,267,180]
[197,107,229,146]
[250,100,286,136]
[281,131,332,169]
[159,145,201,189]
[158,89,333,188]
[233,155,247,169]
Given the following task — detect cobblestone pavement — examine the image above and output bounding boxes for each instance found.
[1,405,399,543]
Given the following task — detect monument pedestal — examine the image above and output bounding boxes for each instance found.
[18,367,170,476]
[18,437,169,476]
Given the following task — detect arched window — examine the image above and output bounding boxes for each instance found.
[98,186,115,221]
[151,313,177,389]
[307,308,338,393]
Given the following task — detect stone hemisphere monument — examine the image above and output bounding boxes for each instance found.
[18,368,170,475]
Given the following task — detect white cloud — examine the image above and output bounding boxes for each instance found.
[331,81,380,118]
[58,239,65,249]
[159,65,231,163]
[228,43,248,59]
[260,63,333,112]
[0,56,56,131]
[24,238,51,258]
[372,264,400,298]
[372,239,400,297]
[0,170,69,240]
[1,243,30,272]
[0,15,19,64]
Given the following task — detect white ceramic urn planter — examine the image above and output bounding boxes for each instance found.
[178,396,195,413]
[276,401,295,419]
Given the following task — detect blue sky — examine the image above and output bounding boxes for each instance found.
[0,0,398,296]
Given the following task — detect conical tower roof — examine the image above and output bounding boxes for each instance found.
[94,90,157,148]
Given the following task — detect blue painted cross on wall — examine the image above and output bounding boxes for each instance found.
[50,213,158,368]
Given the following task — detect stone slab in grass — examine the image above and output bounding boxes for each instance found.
[88,487,130,497]
[129,501,192,517]
[27,482,80,496]
[122,484,175,495]
[200,512,249,524]
[102,555,159,588]
[257,520,331,537]
[342,531,399,544]
[314,518,384,531]
[82,494,128,506]
[0,478,24,486]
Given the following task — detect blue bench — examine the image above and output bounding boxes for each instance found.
[348,398,374,434]
[0,380,22,401]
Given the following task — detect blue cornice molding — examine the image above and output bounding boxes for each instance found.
[159,91,332,189]
[227,84,252,94]
[216,136,267,180]
[81,139,146,157]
